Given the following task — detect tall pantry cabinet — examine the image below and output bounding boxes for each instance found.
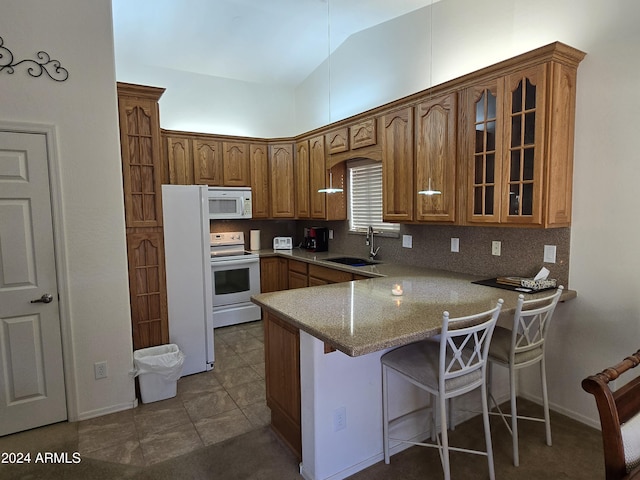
[117,83,169,350]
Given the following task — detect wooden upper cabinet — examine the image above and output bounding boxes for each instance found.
[117,85,165,228]
[309,135,326,219]
[464,79,503,224]
[250,143,270,218]
[193,138,223,186]
[381,106,414,222]
[325,127,349,154]
[501,64,546,226]
[222,142,250,186]
[463,53,581,227]
[295,140,310,219]
[326,162,347,221]
[415,92,457,223]
[350,117,377,150]
[269,143,295,218]
[166,136,194,185]
[543,59,581,227]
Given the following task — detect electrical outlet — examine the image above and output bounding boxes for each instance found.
[491,241,501,256]
[329,229,334,240]
[543,245,556,263]
[402,235,412,248]
[94,361,107,379]
[451,237,459,253]
[333,406,346,431]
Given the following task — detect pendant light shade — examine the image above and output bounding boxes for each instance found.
[418,177,441,196]
[318,170,343,194]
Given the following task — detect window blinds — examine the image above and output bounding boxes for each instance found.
[349,162,399,233]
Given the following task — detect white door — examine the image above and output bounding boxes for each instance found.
[0,130,66,436]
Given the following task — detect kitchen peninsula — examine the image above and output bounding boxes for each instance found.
[251,258,575,480]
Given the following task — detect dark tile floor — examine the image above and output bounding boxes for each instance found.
[0,318,606,479]
[0,320,269,468]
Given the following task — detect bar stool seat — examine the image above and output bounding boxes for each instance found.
[381,299,504,480]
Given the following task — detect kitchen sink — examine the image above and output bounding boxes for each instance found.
[325,256,379,267]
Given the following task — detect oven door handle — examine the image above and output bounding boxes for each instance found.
[211,257,259,267]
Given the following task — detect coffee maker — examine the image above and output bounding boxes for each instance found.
[303,227,329,252]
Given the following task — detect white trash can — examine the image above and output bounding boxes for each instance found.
[134,344,185,403]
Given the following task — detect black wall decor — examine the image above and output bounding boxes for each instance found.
[0,36,69,82]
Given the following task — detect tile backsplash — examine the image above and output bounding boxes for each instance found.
[212,219,570,287]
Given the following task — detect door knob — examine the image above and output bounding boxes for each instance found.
[31,293,54,304]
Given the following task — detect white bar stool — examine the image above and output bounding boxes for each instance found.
[381,299,504,480]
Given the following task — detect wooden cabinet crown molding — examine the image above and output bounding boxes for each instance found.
[117,82,165,101]
[158,43,583,149]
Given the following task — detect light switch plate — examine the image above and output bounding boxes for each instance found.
[451,238,459,253]
[544,245,557,263]
[492,241,501,256]
[402,235,412,248]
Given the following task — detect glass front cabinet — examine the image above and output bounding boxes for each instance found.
[463,48,584,228]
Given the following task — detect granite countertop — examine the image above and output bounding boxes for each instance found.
[252,249,576,357]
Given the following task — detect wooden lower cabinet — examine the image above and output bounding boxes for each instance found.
[260,256,371,459]
[308,264,353,285]
[264,310,301,460]
[126,230,169,350]
[288,259,308,289]
[260,257,288,292]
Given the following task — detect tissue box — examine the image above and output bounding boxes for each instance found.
[520,278,557,290]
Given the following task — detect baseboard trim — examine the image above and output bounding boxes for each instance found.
[519,392,601,430]
[75,400,137,421]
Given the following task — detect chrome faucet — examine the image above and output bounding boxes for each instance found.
[366,226,380,260]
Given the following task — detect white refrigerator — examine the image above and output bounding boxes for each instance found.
[162,185,214,375]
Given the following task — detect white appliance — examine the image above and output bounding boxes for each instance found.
[273,237,293,250]
[162,185,214,376]
[210,232,262,328]
[208,186,252,220]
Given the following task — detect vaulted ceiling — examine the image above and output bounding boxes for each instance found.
[112,0,436,87]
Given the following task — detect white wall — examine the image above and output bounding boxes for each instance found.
[115,62,298,138]
[0,0,135,420]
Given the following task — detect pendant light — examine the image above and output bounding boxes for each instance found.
[418,0,442,197]
[418,177,441,196]
[318,0,343,194]
[318,170,343,193]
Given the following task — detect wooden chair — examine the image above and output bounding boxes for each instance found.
[582,350,640,480]
[381,299,504,480]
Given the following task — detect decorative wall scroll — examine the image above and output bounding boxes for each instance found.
[0,36,69,82]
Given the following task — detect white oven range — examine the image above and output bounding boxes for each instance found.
[210,232,261,328]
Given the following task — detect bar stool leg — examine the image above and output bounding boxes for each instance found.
[541,357,552,446]
[382,365,390,464]
[510,365,519,467]
[481,381,496,480]
[440,394,451,480]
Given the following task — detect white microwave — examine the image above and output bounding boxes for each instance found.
[207,187,252,219]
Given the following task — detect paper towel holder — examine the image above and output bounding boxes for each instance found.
[250,230,261,251]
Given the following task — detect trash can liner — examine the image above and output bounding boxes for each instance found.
[133,345,185,382]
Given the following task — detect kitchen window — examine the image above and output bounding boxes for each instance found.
[348,160,400,234]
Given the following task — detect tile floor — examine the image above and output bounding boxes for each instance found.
[71,320,268,467]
